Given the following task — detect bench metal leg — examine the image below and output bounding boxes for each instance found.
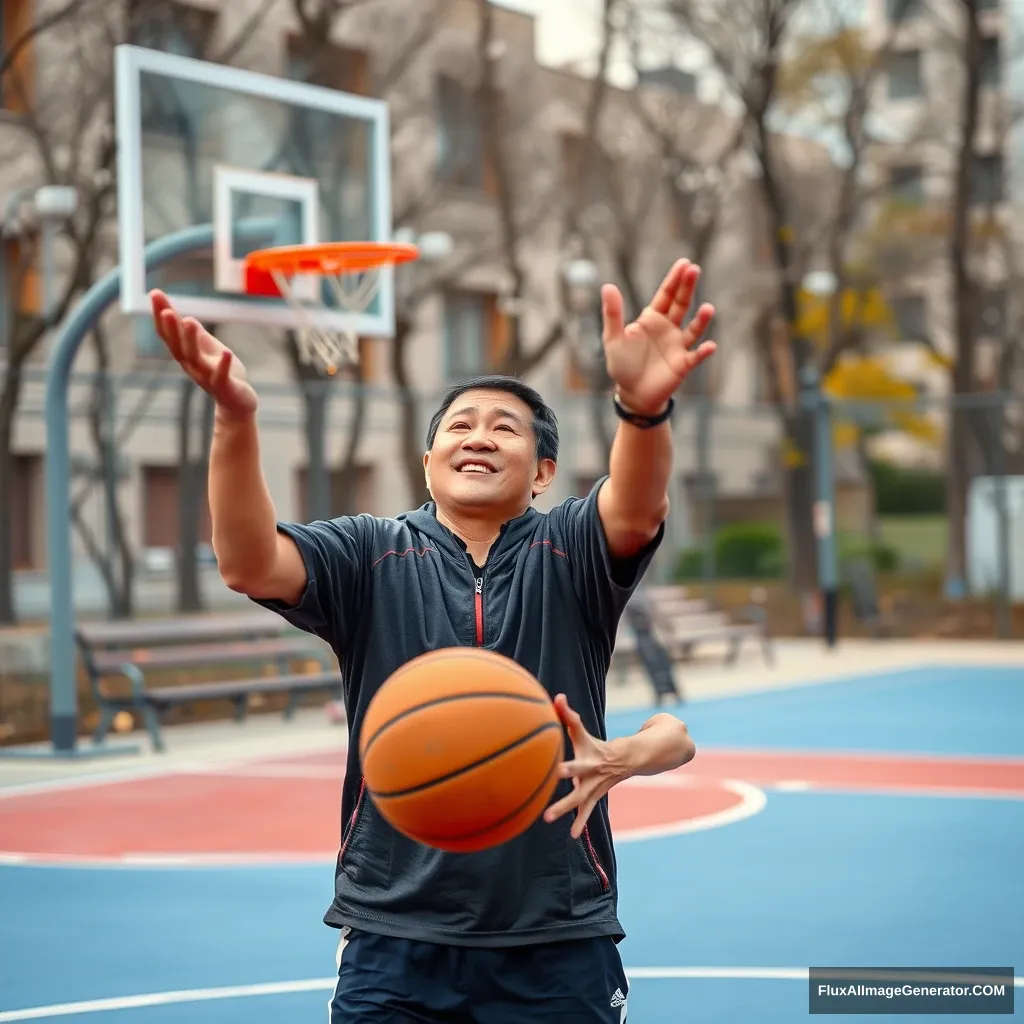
[92,706,115,745]
[725,636,742,665]
[283,690,301,720]
[140,704,165,753]
[233,696,248,723]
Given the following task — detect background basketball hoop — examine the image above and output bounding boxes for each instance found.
[243,241,421,376]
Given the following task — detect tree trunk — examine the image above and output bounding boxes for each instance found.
[175,379,213,613]
[391,317,430,508]
[87,327,133,618]
[331,362,369,516]
[781,411,819,595]
[945,0,983,597]
[856,431,881,547]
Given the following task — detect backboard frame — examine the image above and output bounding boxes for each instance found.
[114,44,395,336]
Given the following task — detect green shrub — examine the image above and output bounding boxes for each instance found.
[673,547,706,580]
[869,459,945,516]
[714,523,785,578]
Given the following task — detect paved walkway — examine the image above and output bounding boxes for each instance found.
[2,639,1021,792]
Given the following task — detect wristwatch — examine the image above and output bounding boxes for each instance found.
[612,392,675,429]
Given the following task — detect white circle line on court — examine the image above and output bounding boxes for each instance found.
[0,778,767,868]
[1,969,1020,1021]
[615,779,767,843]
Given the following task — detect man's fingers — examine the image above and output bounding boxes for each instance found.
[553,693,583,734]
[688,340,718,368]
[682,303,716,348]
[570,796,598,840]
[601,284,625,343]
[209,349,234,396]
[667,263,701,326]
[649,259,689,316]
[558,758,597,779]
[543,785,583,823]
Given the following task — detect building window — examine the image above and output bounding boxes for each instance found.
[886,0,923,21]
[890,293,927,341]
[3,239,42,335]
[141,465,213,550]
[887,50,921,99]
[294,464,377,520]
[437,76,485,190]
[972,153,1003,205]
[285,35,370,94]
[889,164,924,205]
[131,2,217,137]
[10,454,42,570]
[443,290,507,380]
[1,0,35,113]
[980,36,1000,89]
[976,288,1006,337]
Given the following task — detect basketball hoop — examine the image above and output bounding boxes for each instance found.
[243,241,420,376]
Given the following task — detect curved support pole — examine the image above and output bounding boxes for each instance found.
[44,218,277,753]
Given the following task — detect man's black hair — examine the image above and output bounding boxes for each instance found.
[425,375,559,463]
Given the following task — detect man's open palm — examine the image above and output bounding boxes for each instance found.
[150,289,258,419]
[601,259,717,415]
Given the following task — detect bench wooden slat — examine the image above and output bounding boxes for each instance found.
[89,637,325,674]
[76,610,291,649]
[77,609,342,754]
[147,672,342,706]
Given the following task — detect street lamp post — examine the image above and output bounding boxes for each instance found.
[800,270,839,648]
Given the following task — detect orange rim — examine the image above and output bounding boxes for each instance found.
[244,241,421,276]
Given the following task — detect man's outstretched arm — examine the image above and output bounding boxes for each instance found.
[150,290,307,604]
[596,259,716,558]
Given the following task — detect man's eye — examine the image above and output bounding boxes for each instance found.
[450,422,469,430]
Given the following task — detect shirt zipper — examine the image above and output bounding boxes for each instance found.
[474,574,484,645]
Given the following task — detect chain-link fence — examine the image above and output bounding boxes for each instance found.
[5,369,1023,641]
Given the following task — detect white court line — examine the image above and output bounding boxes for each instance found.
[2,969,1020,1020]
[0,779,767,867]
[0,747,347,799]
[615,780,766,843]
[180,764,343,780]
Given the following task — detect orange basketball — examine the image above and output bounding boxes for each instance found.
[359,648,564,853]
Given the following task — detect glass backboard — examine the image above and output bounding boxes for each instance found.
[114,44,394,336]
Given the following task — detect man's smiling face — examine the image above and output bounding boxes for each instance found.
[424,389,555,512]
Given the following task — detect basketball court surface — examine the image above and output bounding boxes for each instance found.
[1,661,1022,1022]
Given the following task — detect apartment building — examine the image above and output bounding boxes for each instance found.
[862,0,1016,409]
[2,0,824,614]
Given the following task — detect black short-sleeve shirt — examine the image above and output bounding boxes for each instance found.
[254,478,663,947]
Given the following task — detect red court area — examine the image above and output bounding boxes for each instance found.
[1,747,1022,864]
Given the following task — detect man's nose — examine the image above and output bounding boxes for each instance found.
[462,430,497,450]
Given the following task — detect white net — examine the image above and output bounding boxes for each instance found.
[270,265,385,376]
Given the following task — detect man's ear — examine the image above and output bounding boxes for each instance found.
[422,451,433,497]
[531,458,557,498]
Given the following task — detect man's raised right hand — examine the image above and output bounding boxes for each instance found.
[150,289,258,419]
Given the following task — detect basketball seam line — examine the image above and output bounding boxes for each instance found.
[360,691,549,760]
[382,650,543,692]
[368,722,562,799]
[410,745,564,844]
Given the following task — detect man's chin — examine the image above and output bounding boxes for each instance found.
[445,477,505,505]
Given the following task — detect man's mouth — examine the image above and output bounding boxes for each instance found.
[455,460,497,475]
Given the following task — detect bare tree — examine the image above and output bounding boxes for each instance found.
[382,0,580,505]
[0,0,279,622]
[651,0,922,611]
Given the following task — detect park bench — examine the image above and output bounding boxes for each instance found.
[75,610,342,752]
[613,584,774,687]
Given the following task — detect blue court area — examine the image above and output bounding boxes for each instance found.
[1,663,1022,1022]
